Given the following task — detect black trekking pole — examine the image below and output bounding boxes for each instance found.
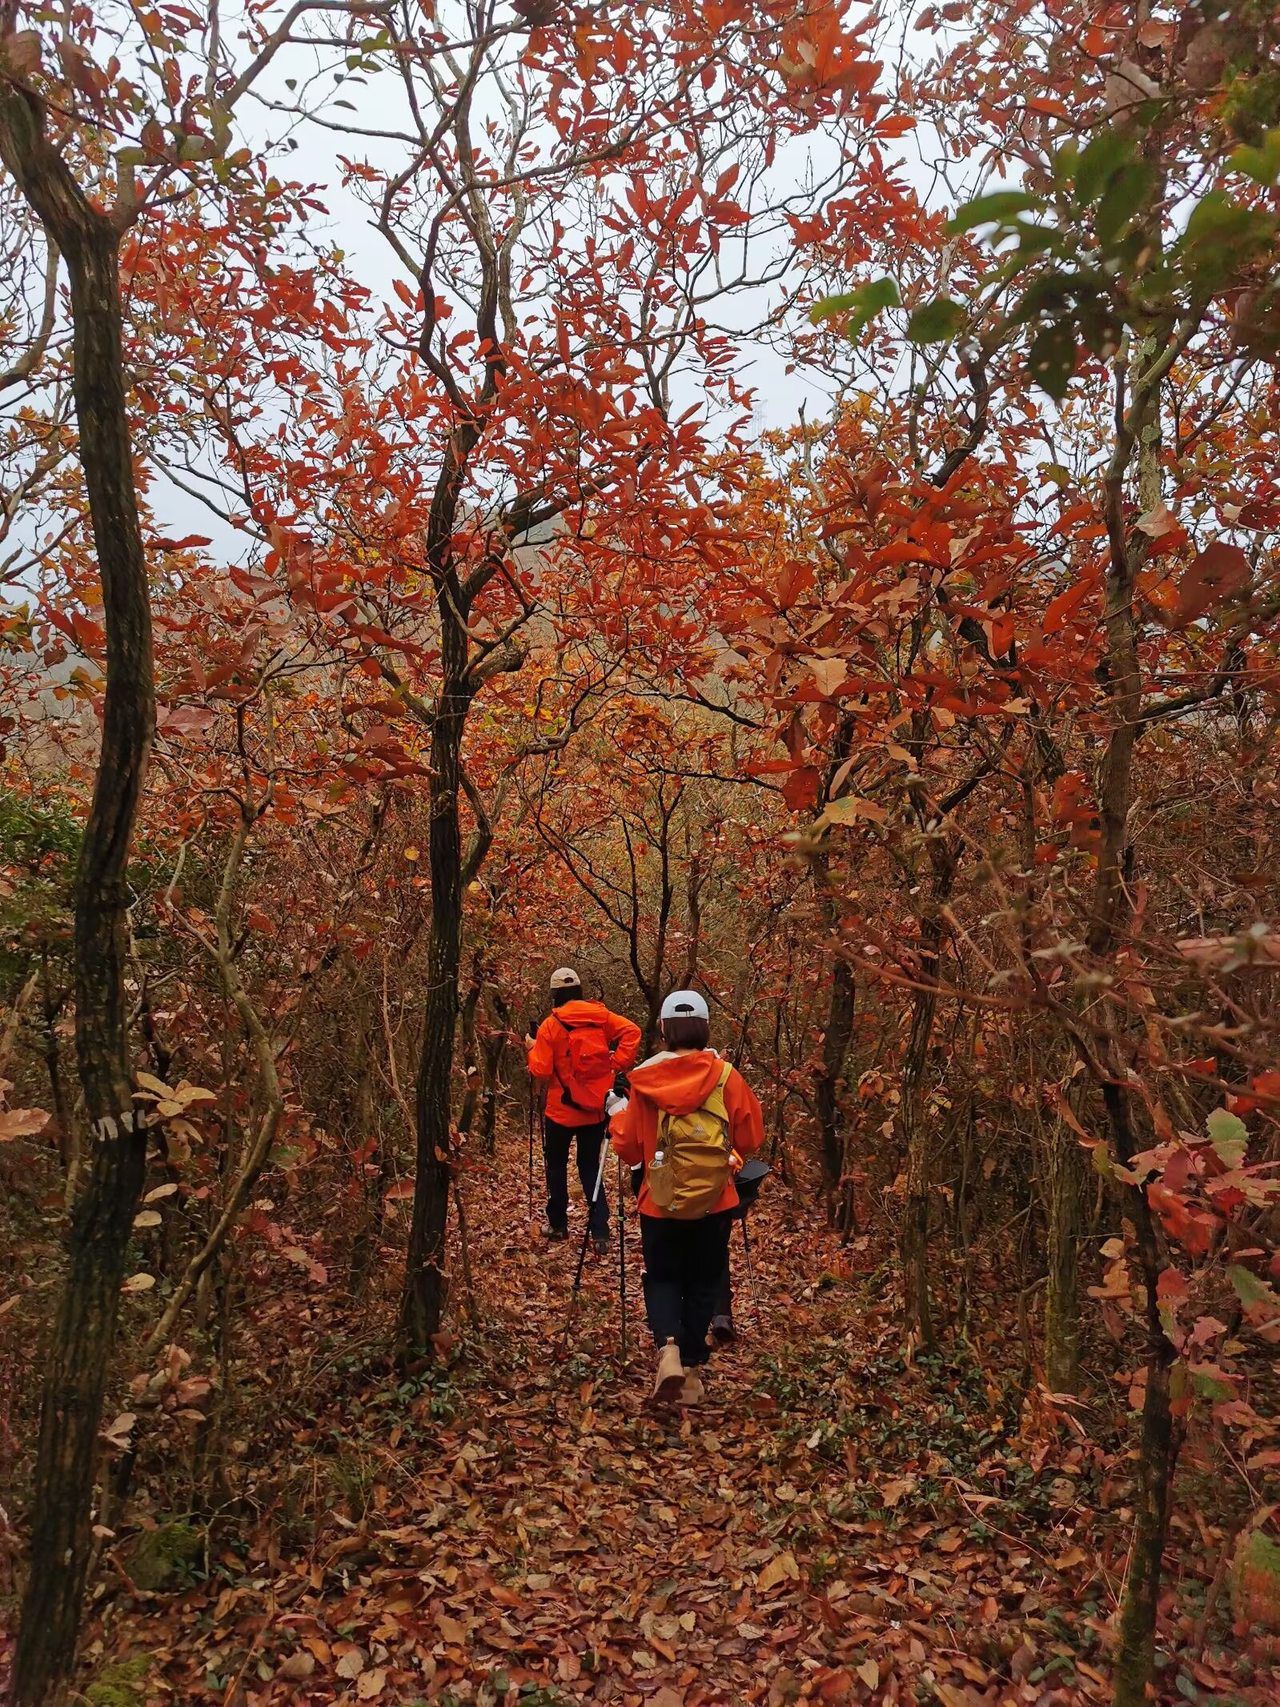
[526,1082,534,1220]
[733,1157,768,1330]
[525,1013,542,1223]
[739,1215,757,1319]
[616,1153,627,1363]
[559,1132,610,1356]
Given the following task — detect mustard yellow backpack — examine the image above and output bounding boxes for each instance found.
[647,1061,733,1219]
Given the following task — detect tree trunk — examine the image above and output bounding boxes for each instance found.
[348,1044,381,1297]
[1114,1346,1177,1703]
[1091,321,1179,1700]
[813,718,858,1202]
[951,1076,979,1331]
[1,91,156,1707]
[456,970,483,1138]
[681,851,703,987]
[1105,1083,1179,1706]
[1042,1114,1087,1395]
[899,849,957,1350]
[398,679,468,1357]
[899,961,940,1350]
[815,955,856,1201]
[37,956,75,1179]
[477,994,509,1158]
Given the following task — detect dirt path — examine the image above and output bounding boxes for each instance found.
[68,1134,1268,1706]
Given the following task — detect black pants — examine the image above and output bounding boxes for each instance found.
[640,1211,733,1367]
[544,1117,608,1237]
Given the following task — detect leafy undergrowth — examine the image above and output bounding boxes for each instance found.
[19,1140,1280,1706]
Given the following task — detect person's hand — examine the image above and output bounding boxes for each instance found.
[605,1090,629,1118]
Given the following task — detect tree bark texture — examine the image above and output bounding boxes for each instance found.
[1106,1082,1179,1707]
[1093,327,1179,1703]
[1,86,156,1707]
[477,990,509,1157]
[399,667,470,1357]
[1040,1106,1088,1396]
[815,955,856,1202]
[899,849,957,1350]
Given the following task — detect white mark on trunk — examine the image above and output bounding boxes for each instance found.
[92,1108,146,1142]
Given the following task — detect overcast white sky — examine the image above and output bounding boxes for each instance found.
[7,3,970,574]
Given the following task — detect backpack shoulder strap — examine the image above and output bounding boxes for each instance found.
[546,1012,571,1100]
[702,1059,733,1126]
[661,1062,734,1134]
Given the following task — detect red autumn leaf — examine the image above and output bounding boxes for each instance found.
[1175,540,1250,623]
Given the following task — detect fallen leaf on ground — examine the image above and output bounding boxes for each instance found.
[758,1549,801,1592]
[335,1646,365,1680]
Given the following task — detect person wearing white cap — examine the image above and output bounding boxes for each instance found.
[526,968,641,1248]
[608,988,764,1406]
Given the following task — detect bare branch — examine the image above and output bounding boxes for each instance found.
[0,230,58,391]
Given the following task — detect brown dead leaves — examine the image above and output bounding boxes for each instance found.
[72,1133,1268,1704]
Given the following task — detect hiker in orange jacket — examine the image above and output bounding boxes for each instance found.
[609,989,764,1407]
[526,968,641,1250]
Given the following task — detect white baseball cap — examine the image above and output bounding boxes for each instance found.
[549,967,581,991]
[660,989,709,1022]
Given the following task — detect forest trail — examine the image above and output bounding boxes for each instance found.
[75,1129,1158,1707]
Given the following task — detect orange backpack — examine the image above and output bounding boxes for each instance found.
[552,1015,615,1118]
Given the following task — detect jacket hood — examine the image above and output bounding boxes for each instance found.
[552,999,611,1026]
[628,1049,725,1115]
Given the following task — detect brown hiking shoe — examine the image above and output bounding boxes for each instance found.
[650,1339,685,1408]
[680,1371,706,1405]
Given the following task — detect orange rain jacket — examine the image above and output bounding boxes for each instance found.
[610,1049,765,1218]
[526,999,642,1126]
